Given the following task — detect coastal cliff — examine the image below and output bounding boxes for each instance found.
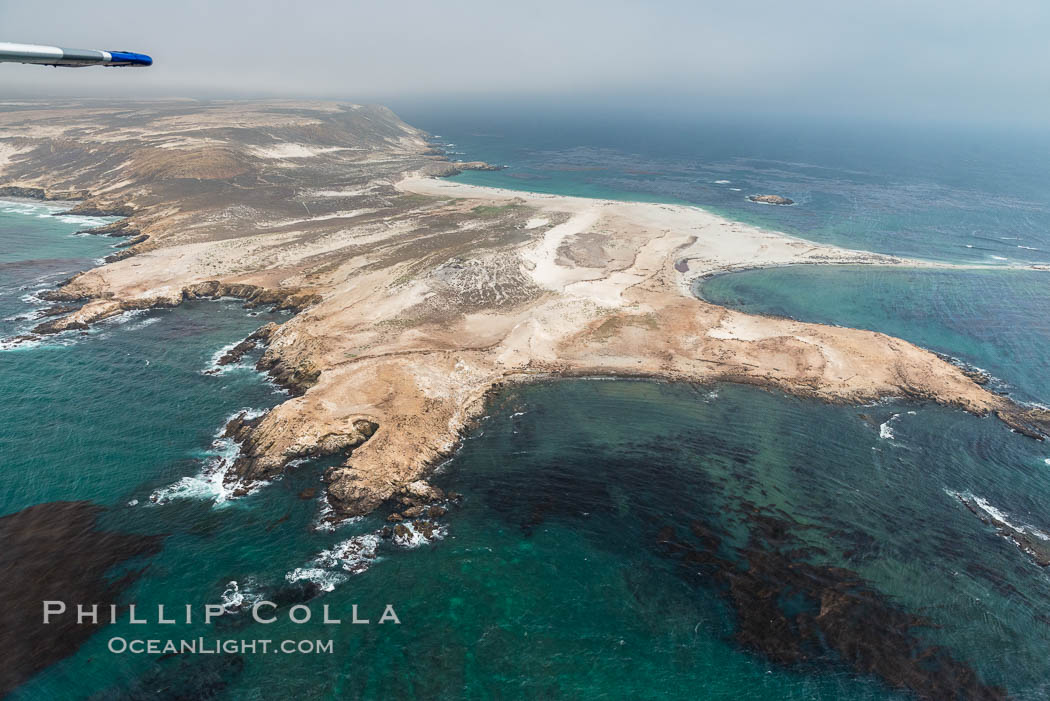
[1,99,1046,520]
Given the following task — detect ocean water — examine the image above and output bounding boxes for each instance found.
[700,266,1050,406]
[400,109,1050,266]
[4,110,1050,700]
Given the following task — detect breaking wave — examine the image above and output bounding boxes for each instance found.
[146,408,269,507]
[285,520,447,593]
[946,489,1050,542]
[220,579,263,612]
[285,533,383,591]
[879,413,899,440]
[392,520,448,548]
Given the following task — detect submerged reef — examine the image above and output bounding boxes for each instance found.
[0,502,164,697]
[657,505,1007,700]
[1,100,1046,524]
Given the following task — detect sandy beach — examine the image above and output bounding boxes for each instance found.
[1,100,1046,520]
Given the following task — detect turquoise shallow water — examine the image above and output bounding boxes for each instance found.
[699,266,1050,406]
[5,109,1050,699]
[395,109,1050,266]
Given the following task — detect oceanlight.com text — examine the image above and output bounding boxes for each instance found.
[107,637,335,655]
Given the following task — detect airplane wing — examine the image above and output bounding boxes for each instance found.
[0,42,152,67]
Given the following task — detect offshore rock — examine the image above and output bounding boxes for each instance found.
[2,100,1043,524]
[748,194,794,205]
[414,520,438,540]
[955,493,1050,567]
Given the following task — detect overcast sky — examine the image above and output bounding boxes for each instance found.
[2,0,1048,124]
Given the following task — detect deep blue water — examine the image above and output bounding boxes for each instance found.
[397,108,1050,266]
[4,108,1050,699]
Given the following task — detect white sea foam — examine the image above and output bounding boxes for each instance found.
[1,200,64,216]
[319,533,382,572]
[148,460,236,506]
[288,519,446,592]
[878,413,900,440]
[3,307,156,353]
[19,281,59,305]
[285,532,382,592]
[969,495,1017,528]
[392,521,447,549]
[1,199,113,227]
[713,179,731,184]
[0,335,43,352]
[90,309,154,341]
[221,579,262,612]
[990,255,1008,261]
[124,316,160,331]
[285,567,348,592]
[56,214,112,226]
[947,489,1050,542]
[1044,458,1050,466]
[202,341,241,375]
[311,499,362,532]
[148,409,269,507]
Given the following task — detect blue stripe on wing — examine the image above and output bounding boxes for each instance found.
[106,51,152,66]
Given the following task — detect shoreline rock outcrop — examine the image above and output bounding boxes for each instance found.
[2,99,1045,522]
[421,160,505,177]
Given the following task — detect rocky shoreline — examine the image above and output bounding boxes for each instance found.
[2,99,1048,523]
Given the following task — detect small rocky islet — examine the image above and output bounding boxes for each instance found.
[2,100,1047,524]
[747,194,795,205]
